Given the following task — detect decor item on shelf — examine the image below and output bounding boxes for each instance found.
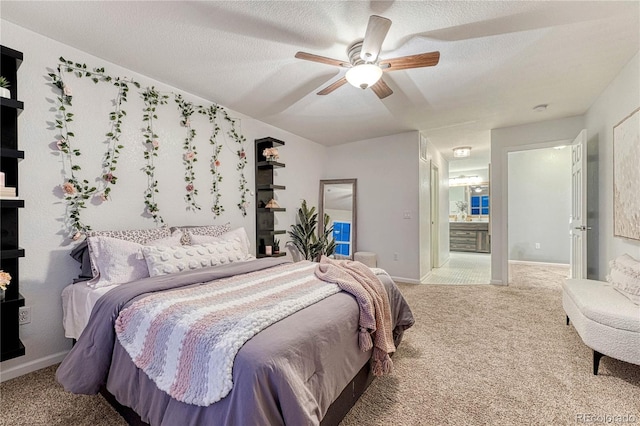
[0,171,16,199]
[0,270,11,300]
[455,200,468,221]
[289,200,335,261]
[265,199,280,209]
[273,238,280,254]
[265,245,272,256]
[262,147,279,162]
[0,76,10,98]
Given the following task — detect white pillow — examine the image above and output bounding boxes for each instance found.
[189,227,252,259]
[86,232,183,288]
[142,241,250,277]
[606,253,640,305]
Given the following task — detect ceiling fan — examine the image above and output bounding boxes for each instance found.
[295,15,440,99]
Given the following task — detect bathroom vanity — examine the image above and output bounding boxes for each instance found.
[449,222,491,253]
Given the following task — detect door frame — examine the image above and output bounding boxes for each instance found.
[430,162,439,270]
[499,137,578,284]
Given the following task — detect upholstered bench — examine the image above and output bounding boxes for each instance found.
[562,278,640,374]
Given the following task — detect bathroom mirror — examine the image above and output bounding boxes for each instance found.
[319,179,357,259]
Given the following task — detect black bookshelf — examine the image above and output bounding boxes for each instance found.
[1,45,25,361]
[255,137,286,258]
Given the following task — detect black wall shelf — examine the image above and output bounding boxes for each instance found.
[1,44,26,362]
[255,137,286,258]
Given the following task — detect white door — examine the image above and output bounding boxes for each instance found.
[570,129,588,279]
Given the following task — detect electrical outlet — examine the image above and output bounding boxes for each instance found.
[403,211,411,219]
[18,306,31,325]
[535,243,541,249]
[393,253,399,261]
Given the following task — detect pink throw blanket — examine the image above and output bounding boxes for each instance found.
[314,256,395,376]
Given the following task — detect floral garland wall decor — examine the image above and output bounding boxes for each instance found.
[49,57,253,237]
[199,104,225,217]
[102,76,139,201]
[141,86,169,224]
[220,110,250,216]
[175,94,201,211]
[49,57,138,237]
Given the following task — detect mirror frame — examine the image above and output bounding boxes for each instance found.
[319,179,357,259]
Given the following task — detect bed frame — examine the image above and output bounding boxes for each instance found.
[100,362,374,426]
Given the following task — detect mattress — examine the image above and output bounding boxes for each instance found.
[61,282,117,339]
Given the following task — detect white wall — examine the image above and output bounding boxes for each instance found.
[491,115,586,284]
[585,52,640,279]
[324,132,421,282]
[507,147,571,264]
[0,21,326,380]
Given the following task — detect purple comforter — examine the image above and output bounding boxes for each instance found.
[57,258,414,426]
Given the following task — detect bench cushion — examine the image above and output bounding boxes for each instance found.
[562,279,640,333]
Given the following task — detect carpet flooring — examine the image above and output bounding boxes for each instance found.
[1,272,638,425]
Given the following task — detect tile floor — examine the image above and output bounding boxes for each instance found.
[422,252,492,284]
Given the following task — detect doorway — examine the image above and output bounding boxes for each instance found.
[505,130,586,285]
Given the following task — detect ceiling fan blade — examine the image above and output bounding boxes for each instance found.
[379,51,440,71]
[360,15,392,63]
[370,78,393,99]
[317,77,348,95]
[295,51,351,68]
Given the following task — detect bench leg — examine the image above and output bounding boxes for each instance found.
[566,315,570,326]
[593,350,604,375]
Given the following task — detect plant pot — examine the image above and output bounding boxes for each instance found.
[0,88,10,99]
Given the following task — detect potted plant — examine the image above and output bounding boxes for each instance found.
[0,77,10,99]
[273,238,280,254]
[288,200,336,261]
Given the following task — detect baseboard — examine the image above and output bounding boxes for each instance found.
[490,279,506,285]
[420,272,431,283]
[0,350,69,383]
[391,276,421,284]
[508,260,570,267]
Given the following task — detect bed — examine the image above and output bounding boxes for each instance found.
[57,243,414,425]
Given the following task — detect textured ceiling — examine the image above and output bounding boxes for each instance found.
[2,1,639,163]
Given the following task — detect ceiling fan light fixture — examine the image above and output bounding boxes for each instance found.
[345,64,383,89]
[453,146,472,158]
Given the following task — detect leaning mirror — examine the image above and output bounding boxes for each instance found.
[319,179,357,260]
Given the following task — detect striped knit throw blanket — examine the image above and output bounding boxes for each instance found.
[314,256,396,376]
[115,261,339,406]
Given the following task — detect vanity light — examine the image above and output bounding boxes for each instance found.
[345,64,383,89]
[452,146,471,158]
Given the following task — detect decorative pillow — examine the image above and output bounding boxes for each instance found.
[171,222,231,245]
[189,227,252,258]
[86,226,172,277]
[606,254,640,305]
[69,240,93,280]
[142,241,249,277]
[86,232,183,288]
